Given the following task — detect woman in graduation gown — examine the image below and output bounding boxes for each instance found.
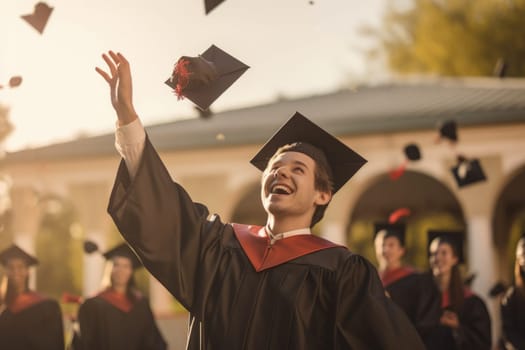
[500,236,525,349]
[374,222,440,341]
[75,243,167,350]
[97,51,425,350]
[0,244,65,350]
[422,231,492,350]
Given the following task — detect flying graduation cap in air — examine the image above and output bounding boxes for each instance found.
[165,45,249,111]
[204,0,226,14]
[373,208,411,246]
[21,2,54,34]
[389,143,421,180]
[450,154,487,188]
[436,120,458,144]
[0,76,23,90]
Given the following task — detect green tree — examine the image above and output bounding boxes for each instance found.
[367,0,525,76]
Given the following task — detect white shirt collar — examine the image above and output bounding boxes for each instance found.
[258,226,311,245]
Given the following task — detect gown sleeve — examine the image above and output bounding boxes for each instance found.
[334,254,426,349]
[76,298,100,350]
[501,287,525,349]
[108,137,224,311]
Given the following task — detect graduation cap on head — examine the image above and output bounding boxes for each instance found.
[374,222,407,246]
[0,244,39,267]
[102,243,142,270]
[450,155,487,188]
[436,120,458,143]
[389,143,422,180]
[165,45,249,111]
[204,0,225,14]
[21,2,53,34]
[250,112,367,194]
[427,230,465,264]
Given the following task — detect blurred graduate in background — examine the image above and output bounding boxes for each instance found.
[500,234,525,350]
[73,242,167,350]
[0,244,65,349]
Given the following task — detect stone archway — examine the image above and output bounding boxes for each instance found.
[347,170,466,269]
[492,164,525,283]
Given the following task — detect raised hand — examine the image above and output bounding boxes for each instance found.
[96,51,138,125]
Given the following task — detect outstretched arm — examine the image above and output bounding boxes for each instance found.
[95,51,138,126]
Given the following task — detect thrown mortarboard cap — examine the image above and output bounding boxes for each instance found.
[250,112,367,194]
[427,230,465,264]
[0,244,39,266]
[165,45,249,111]
[374,222,406,246]
[102,243,142,270]
[389,143,421,180]
[437,120,458,143]
[204,0,226,14]
[404,143,421,161]
[21,2,54,34]
[83,240,99,254]
[450,156,487,188]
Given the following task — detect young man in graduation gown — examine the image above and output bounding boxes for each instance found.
[74,243,167,350]
[97,50,425,350]
[500,236,525,350]
[0,245,65,350]
[374,223,440,340]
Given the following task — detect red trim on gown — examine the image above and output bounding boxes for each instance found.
[8,291,46,314]
[232,223,342,272]
[380,266,415,287]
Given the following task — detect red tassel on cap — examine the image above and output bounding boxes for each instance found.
[389,160,407,181]
[171,58,191,100]
[389,208,411,224]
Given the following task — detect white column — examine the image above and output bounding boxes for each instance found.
[320,221,346,245]
[467,215,500,346]
[82,231,106,297]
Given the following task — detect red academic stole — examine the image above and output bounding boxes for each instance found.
[380,266,415,287]
[441,287,474,308]
[98,289,142,313]
[8,291,46,314]
[232,223,342,272]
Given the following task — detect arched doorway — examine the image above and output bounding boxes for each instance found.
[347,170,465,270]
[493,164,525,283]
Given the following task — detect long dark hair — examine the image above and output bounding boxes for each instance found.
[447,263,465,314]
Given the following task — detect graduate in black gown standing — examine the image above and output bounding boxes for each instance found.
[0,244,65,350]
[96,50,425,350]
[500,235,525,350]
[422,231,492,350]
[75,243,166,350]
[373,221,440,341]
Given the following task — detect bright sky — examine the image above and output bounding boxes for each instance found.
[1,0,388,152]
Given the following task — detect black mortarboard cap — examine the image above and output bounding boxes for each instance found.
[404,143,421,161]
[205,0,225,14]
[438,120,458,142]
[250,112,367,194]
[427,230,465,264]
[374,222,406,246]
[450,157,487,188]
[83,240,99,254]
[21,2,53,34]
[165,45,249,111]
[0,244,39,266]
[102,243,142,270]
[489,281,507,297]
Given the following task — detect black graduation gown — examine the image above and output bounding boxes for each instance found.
[419,272,492,350]
[381,268,441,340]
[501,286,525,350]
[76,289,167,350]
[108,138,425,350]
[0,291,65,350]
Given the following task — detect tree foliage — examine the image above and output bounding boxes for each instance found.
[369,0,525,76]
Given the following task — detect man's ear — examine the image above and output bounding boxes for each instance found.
[315,190,332,206]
